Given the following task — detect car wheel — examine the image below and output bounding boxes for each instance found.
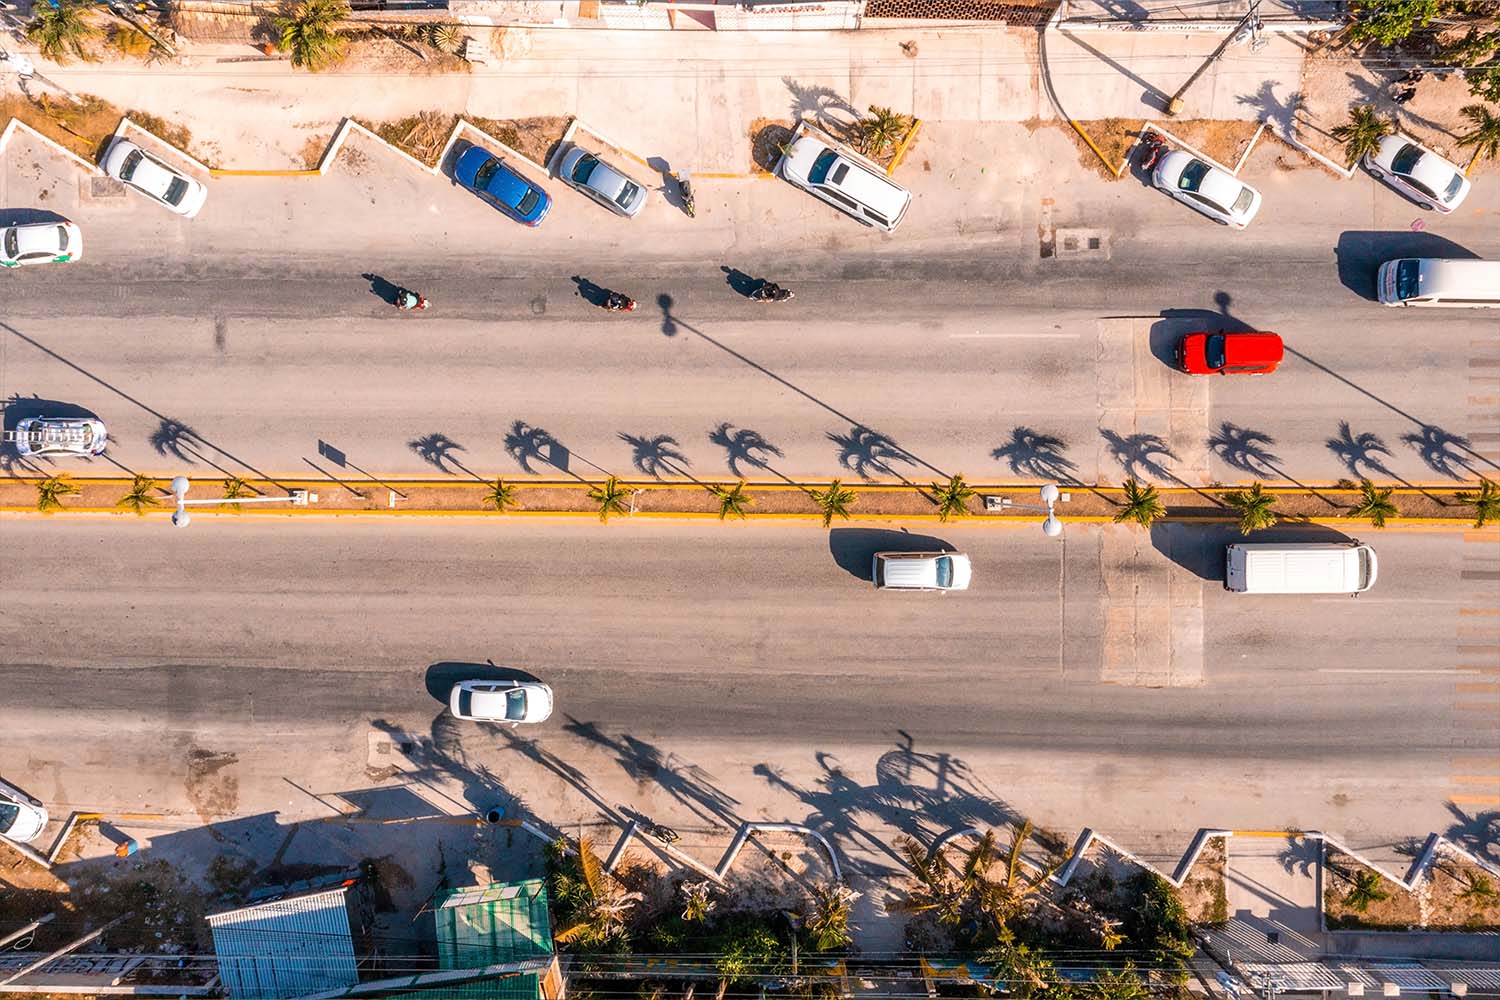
[1418,203,1433,211]
[1215,218,1229,226]
[1368,167,1384,179]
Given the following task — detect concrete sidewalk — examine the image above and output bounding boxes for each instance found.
[11,20,1314,171]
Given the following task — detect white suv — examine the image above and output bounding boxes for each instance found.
[0,778,47,844]
[777,132,911,232]
[873,551,972,591]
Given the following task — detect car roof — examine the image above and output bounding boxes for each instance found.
[1222,332,1283,366]
[779,134,832,183]
[479,159,530,205]
[878,552,971,589]
[1397,146,1461,191]
[11,222,65,253]
[127,150,179,197]
[1194,167,1248,211]
[469,689,522,718]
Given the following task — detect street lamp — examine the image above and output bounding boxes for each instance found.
[168,476,315,527]
[985,483,1069,537]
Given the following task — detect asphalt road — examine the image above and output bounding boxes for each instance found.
[2,518,1491,846]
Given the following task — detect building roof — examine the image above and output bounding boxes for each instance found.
[435,879,552,970]
[207,885,359,1000]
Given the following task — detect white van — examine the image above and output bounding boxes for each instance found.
[777,131,911,233]
[1378,258,1500,308]
[873,551,972,591]
[1225,542,1378,595]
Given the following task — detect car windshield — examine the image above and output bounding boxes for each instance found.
[3,230,15,257]
[474,159,499,188]
[1395,259,1421,300]
[572,154,598,184]
[935,556,953,589]
[517,188,540,214]
[808,149,838,185]
[164,177,188,206]
[614,180,640,209]
[457,691,473,716]
[1441,172,1464,202]
[1391,144,1424,175]
[1231,187,1254,215]
[119,149,143,181]
[0,802,18,832]
[55,225,69,250]
[505,689,527,720]
[1206,334,1227,370]
[1177,160,1210,192]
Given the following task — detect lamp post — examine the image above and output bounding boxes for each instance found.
[168,476,315,527]
[986,483,1069,536]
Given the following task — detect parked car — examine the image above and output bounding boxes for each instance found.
[449,679,554,724]
[1152,151,1262,228]
[0,778,47,844]
[12,415,108,457]
[872,551,972,591]
[454,145,551,226]
[1364,134,1471,213]
[776,132,911,232]
[1,219,82,267]
[558,147,646,218]
[102,139,207,218]
[1175,331,1283,375]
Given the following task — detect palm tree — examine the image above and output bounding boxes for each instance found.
[890,834,964,925]
[707,480,752,520]
[1085,964,1148,1000]
[271,0,351,72]
[1342,869,1389,913]
[976,820,1070,929]
[25,1,100,63]
[1331,105,1394,167]
[1347,478,1398,528]
[931,473,975,522]
[1457,103,1500,174]
[221,476,250,513]
[117,474,161,515]
[484,478,517,512]
[552,836,643,948]
[1456,479,1500,528]
[812,479,857,526]
[859,105,913,158]
[1457,871,1497,907]
[804,882,859,951]
[979,932,1057,1000]
[35,474,80,513]
[1220,481,1279,534]
[679,880,716,923]
[1113,478,1165,527]
[588,476,632,522]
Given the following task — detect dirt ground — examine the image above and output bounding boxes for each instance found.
[464,115,573,171]
[1327,848,1500,931]
[0,91,203,165]
[1177,839,1228,926]
[750,117,796,174]
[1297,51,1489,176]
[1324,850,1422,930]
[1062,118,1263,178]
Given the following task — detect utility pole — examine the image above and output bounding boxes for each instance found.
[1166,1,1263,116]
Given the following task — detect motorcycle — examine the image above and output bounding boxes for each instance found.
[604,291,638,313]
[1138,130,1168,172]
[676,171,696,219]
[394,288,429,311]
[750,282,794,303]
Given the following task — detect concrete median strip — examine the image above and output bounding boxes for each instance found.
[0,475,1488,527]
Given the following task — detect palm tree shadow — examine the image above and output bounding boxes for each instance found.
[619,432,691,481]
[408,432,484,480]
[561,717,741,831]
[709,422,784,479]
[991,426,1079,484]
[1099,428,1176,483]
[1401,424,1475,482]
[1444,802,1500,866]
[1328,421,1451,506]
[1210,421,1341,509]
[828,424,919,483]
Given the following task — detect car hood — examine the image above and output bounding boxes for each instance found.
[778,135,828,184]
[1195,169,1250,211]
[1401,151,1463,196]
[948,555,973,590]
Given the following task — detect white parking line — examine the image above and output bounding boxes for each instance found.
[1316,668,1485,675]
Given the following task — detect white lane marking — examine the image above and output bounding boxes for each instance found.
[951,332,1083,339]
[1316,668,1485,675]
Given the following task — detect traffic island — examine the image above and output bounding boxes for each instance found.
[1,475,1492,527]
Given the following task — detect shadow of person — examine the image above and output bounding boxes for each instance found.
[571,275,608,308]
[721,265,763,298]
[362,272,401,305]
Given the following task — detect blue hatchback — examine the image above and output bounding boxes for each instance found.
[454,145,551,226]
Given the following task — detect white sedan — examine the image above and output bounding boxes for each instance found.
[449,679,554,725]
[1364,134,1471,213]
[0,778,47,844]
[13,416,108,457]
[1,220,82,267]
[1152,150,1262,229]
[103,139,207,218]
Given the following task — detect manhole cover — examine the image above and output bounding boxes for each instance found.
[88,176,127,199]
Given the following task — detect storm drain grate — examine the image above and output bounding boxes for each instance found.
[1053,227,1110,260]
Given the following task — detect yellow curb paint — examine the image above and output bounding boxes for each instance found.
[1069,119,1127,178]
[886,118,922,177]
[694,171,752,179]
[1231,830,1306,837]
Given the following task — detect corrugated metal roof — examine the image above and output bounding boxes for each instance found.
[435,879,551,970]
[208,886,359,1000]
[377,973,541,1000]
